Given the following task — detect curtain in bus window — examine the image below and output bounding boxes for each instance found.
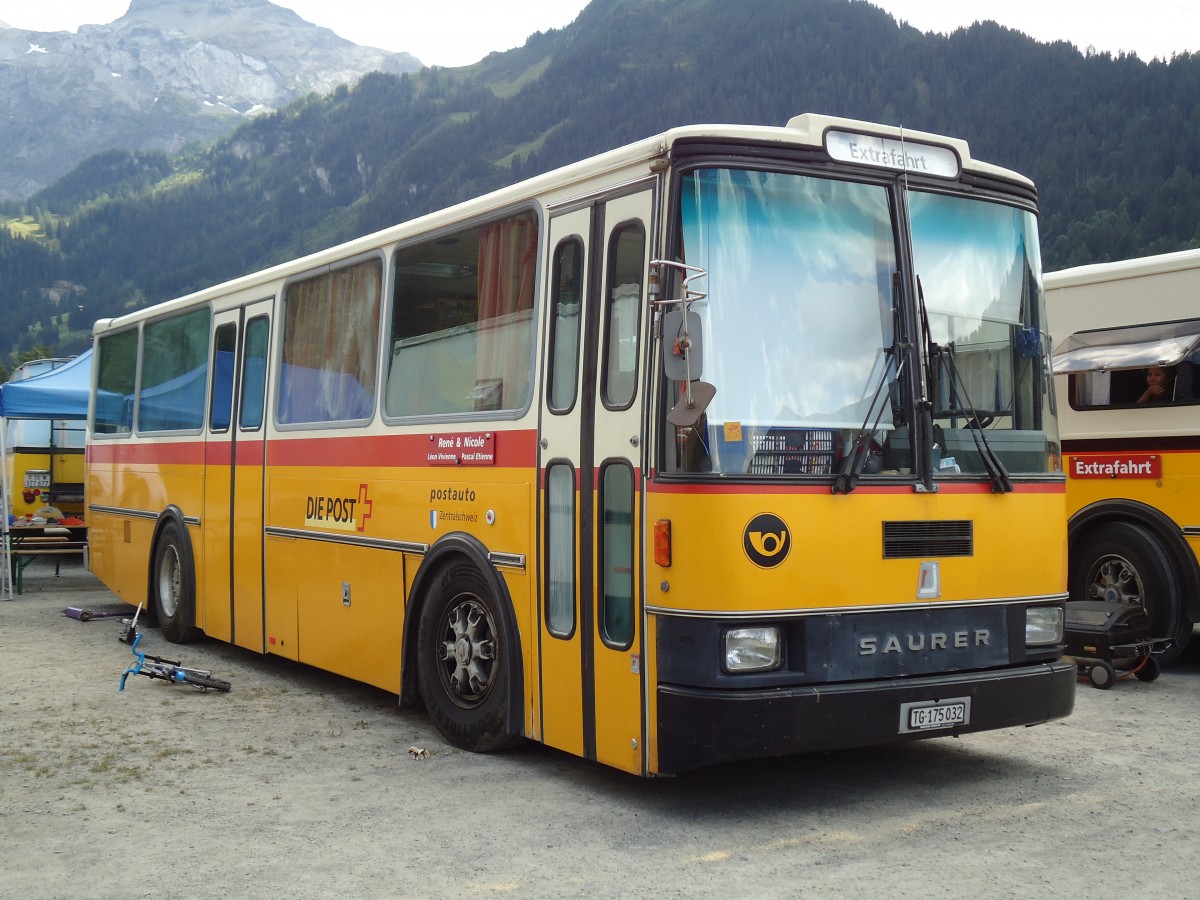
[279,259,381,424]
[475,214,537,411]
[1073,370,1111,406]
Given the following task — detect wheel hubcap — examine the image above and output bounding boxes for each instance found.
[1088,555,1143,607]
[159,546,181,617]
[437,595,498,708]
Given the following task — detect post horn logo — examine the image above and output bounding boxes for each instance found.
[743,513,790,568]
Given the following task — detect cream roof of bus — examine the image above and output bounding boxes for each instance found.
[1046,248,1200,377]
[661,113,1025,184]
[1044,247,1200,291]
[93,113,1030,336]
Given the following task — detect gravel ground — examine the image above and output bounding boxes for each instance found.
[2,558,1198,899]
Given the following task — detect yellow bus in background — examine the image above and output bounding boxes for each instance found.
[1047,248,1200,665]
[87,113,1074,775]
[5,358,86,521]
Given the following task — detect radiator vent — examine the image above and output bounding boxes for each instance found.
[882,520,973,558]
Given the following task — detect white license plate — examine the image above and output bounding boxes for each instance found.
[899,697,971,733]
[24,472,50,489]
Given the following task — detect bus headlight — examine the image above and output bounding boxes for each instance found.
[723,626,782,672]
[1025,606,1064,646]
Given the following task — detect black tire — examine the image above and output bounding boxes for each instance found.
[1070,522,1191,667]
[1135,656,1160,683]
[1090,661,1116,689]
[153,520,201,644]
[181,671,232,692]
[416,564,522,752]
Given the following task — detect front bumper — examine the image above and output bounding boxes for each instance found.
[656,659,1076,775]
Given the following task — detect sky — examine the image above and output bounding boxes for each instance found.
[0,0,1196,67]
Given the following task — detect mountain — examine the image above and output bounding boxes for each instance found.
[2,0,1199,366]
[0,0,421,200]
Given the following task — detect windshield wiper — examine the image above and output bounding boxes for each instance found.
[831,354,903,494]
[917,278,1013,494]
[834,273,907,494]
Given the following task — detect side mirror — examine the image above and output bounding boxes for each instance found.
[651,259,716,427]
[667,380,715,428]
[662,309,703,381]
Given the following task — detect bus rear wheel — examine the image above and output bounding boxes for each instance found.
[1070,521,1191,667]
[153,520,201,644]
[417,564,522,753]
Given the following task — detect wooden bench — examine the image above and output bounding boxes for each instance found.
[10,529,88,594]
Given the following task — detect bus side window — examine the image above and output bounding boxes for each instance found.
[278,258,381,425]
[602,222,645,410]
[545,462,576,637]
[94,329,138,436]
[547,237,584,413]
[240,316,270,430]
[209,324,236,432]
[139,308,211,433]
[599,461,635,648]
[386,210,538,418]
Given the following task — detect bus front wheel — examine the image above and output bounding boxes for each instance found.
[153,520,201,644]
[1070,521,1191,667]
[417,564,522,753]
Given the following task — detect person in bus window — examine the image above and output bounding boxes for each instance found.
[1136,365,1175,403]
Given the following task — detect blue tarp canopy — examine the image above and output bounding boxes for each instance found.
[0,348,92,599]
[0,349,92,420]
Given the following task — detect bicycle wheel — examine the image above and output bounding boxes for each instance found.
[180,671,232,692]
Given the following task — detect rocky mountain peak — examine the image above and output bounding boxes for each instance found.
[0,0,422,200]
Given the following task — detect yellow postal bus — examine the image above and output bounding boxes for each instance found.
[1047,248,1200,664]
[87,113,1074,775]
[4,357,86,521]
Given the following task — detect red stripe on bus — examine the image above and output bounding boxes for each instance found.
[264,430,539,468]
[88,430,540,469]
[205,443,231,466]
[87,441,206,465]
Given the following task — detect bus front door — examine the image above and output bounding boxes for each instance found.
[539,187,653,775]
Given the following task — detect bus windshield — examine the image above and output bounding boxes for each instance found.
[667,168,899,476]
[909,190,1058,478]
[664,166,1058,479]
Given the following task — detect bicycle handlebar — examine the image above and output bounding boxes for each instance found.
[117,603,231,693]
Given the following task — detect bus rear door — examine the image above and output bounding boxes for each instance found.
[202,301,272,650]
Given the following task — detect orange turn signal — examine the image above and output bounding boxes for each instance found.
[654,519,672,568]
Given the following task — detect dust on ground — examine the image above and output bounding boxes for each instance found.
[3,558,1199,899]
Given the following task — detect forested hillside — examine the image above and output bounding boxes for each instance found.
[1,0,1198,364]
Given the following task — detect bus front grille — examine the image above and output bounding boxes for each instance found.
[882,520,973,558]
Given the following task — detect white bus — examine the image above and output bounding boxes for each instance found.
[1047,248,1200,663]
